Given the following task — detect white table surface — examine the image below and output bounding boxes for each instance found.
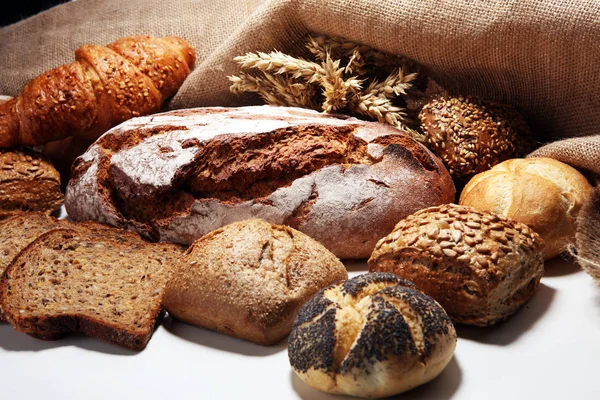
[2,256,599,400]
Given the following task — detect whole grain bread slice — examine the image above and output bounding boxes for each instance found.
[0,213,156,322]
[0,228,184,350]
[0,212,67,321]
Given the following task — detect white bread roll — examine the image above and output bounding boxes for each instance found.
[459,157,593,260]
[288,273,456,398]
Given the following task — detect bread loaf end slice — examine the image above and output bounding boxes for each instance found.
[0,228,183,350]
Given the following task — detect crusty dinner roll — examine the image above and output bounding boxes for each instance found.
[164,219,348,345]
[369,204,544,326]
[459,157,593,260]
[288,273,456,398]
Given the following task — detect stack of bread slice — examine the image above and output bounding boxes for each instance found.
[0,213,184,350]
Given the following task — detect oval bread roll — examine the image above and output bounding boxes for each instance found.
[369,204,544,326]
[418,96,533,182]
[459,157,593,260]
[164,219,348,345]
[288,273,456,398]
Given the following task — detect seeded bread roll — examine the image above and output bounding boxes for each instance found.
[419,96,534,182]
[368,204,544,326]
[65,105,455,259]
[0,147,63,218]
[460,157,593,260]
[288,273,456,398]
[164,219,348,345]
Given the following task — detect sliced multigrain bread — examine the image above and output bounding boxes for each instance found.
[0,213,151,322]
[0,228,184,350]
[0,213,67,321]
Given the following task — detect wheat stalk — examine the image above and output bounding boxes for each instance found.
[229,73,318,109]
[320,56,363,112]
[351,93,404,126]
[229,35,424,140]
[363,68,419,98]
[234,51,323,83]
[308,35,406,70]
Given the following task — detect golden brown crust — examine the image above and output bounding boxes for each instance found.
[0,98,21,147]
[368,204,545,326]
[419,96,534,182]
[0,35,196,148]
[163,219,348,345]
[0,148,63,218]
[459,157,593,260]
[107,35,192,100]
[76,44,162,127]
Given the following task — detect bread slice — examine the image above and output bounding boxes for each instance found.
[0,212,173,323]
[0,212,66,321]
[0,228,184,350]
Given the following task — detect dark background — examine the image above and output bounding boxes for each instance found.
[2,0,69,27]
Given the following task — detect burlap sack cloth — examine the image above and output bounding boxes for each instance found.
[1,0,599,274]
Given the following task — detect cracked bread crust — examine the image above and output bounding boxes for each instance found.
[368,204,545,326]
[163,218,348,345]
[65,105,455,259]
[288,272,456,398]
[0,228,183,350]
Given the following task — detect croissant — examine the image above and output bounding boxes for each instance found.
[0,35,195,147]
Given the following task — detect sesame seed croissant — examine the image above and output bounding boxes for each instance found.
[0,35,195,148]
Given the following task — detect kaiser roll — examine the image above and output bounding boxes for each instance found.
[288,272,456,398]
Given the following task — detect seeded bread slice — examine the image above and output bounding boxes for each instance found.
[0,228,184,350]
[0,213,67,321]
[0,213,154,322]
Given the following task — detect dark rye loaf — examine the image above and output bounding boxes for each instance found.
[65,105,455,259]
[0,227,184,350]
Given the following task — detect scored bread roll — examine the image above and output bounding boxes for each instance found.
[460,157,593,260]
[288,273,456,398]
[164,219,348,345]
[369,204,544,326]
